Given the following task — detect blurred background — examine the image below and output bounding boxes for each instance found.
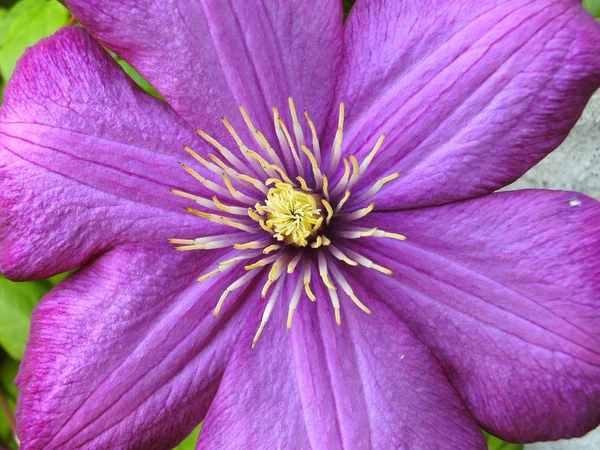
[0,1,599,449]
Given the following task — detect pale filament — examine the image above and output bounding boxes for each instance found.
[170,97,405,347]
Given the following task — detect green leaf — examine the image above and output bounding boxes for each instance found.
[584,0,600,18]
[0,0,70,80]
[0,357,19,400]
[116,58,162,99]
[484,431,524,450]
[0,355,17,449]
[172,425,202,450]
[47,270,75,286]
[0,277,50,360]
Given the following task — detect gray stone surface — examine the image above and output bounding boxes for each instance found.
[506,91,600,198]
[509,92,600,449]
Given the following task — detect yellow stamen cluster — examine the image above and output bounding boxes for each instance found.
[169,97,406,348]
[254,183,323,247]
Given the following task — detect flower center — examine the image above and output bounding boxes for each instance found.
[169,97,407,348]
[257,184,323,247]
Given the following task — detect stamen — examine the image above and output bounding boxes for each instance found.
[261,254,289,298]
[304,110,321,165]
[208,153,238,178]
[358,134,386,175]
[322,175,330,201]
[222,174,256,204]
[327,244,359,266]
[303,259,316,301]
[184,146,222,174]
[272,106,295,171]
[329,263,372,314]
[174,236,242,250]
[239,105,286,170]
[212,196,248,215]
[330,102,344,171]
[330,158,351,197]
[277,116,305,177]
[334,190,351,213]
[296,176,312,192]
[337,245,393,275]
[317,252,336,290]
[217,251,263,268]
[214,271,257,317]
[196,128,248,174]
[198,250,263,283]
[346,155,361,189]
[372,230,407,241]
[246,150,292,184]
[263,244,281,254]
[337,227,379,239]
[168,238,196,245]
[321,199,334,225]
[222,118,266,174]
[245,254,279,271]
[339,202,375,222]
[185,208,258,233]
[352,173,400,205]
[170,189,224,212]
[310,235,323,248]
[287,253,303,274]
[288,97,306,149]
[300,145,323,190]
[234,239,270,250]
[327,286,342,326]
[236,174,269,195]
[287,274,305,329]
[252,277,285,348]
[179,163,233,200]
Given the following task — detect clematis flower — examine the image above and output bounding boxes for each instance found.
[1,0,600,448]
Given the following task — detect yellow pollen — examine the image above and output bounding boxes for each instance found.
[259,184,324,247]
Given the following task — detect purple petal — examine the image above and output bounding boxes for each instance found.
[344,190,600,441]
[65,0,343,161]
[198,276,486,449]
[16,243,258,449]
[330,0,600,209]
[0,27,224,280]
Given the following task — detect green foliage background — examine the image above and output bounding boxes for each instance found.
[0,0,598,448]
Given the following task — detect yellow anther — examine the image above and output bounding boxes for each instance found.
[221,173,255,204]
[304,282,316,302]
[221,217,259,233]
[304,110,321,164]
[296,176,312,192]
[330,102,345,170]
[233,240,267,250]
[245,255,277,271]
[263,244,281,254]
[335,190,351,213]
[287,254,303,274]
[310,235,323,248]
[359,134,386,175]
[197,268,221,282]
[322,175,330,200]
[168,238,195,245]
[300,144,323,188]
[212,196,247,215]
[277,116,304,176]
[237,173,269,194]
[321,199,334,225]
